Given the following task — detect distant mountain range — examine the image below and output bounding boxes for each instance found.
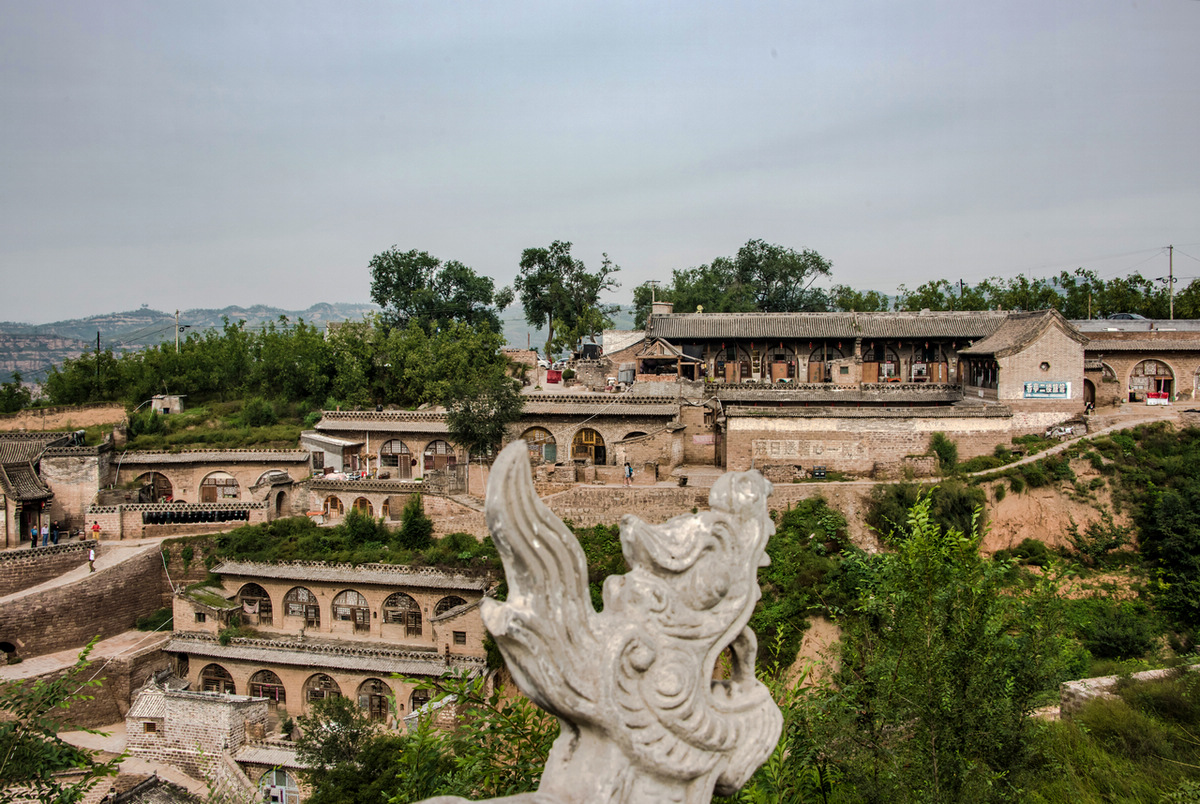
[0,302,638,385]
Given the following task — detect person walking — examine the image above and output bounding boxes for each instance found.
[88,545,96,573]
[624,461,633,487]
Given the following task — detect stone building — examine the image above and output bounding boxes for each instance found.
[1075,318,1200,407]
[0,432,72,547]
[167,560,492,728]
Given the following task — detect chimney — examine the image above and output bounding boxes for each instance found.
[651,301,675,316]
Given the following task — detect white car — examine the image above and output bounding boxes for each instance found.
[537,359,551,369]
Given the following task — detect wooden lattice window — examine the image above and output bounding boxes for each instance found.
[434,596,467,617]
[333,589,370,631]
[383,593,422,637]
[284,587,320,627]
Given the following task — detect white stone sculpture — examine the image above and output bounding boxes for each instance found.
[421,441,782,804]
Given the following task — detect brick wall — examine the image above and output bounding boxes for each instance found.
[0,545,165,658]
[53,640,172,729]
[127,687,268,779]
[40,449,113,530]
[0,541,94,596]
[723,410,1014,474]
[85,503,268,541]
[997,324,1086,403]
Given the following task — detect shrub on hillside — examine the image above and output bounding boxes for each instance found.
[929,431,958,474]
[397,495,434,550]
[240,396,278,427]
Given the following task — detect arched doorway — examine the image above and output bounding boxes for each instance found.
[283,587,320,628]
[806,345,844,382]
[237,583,273,625]
[303,673,342,704]
[135,472,173,503]
[379,439,413,479]
[521,428,557,464]
[200,471,239,503]
[1083,378,1096,409]
[199,663,235,694]
[249,669,286,707]
[572,428,606,465]
[332,589,370,632]
[259,769,300,804]
[274,490,287,517]
[383,593,422,637]
[423,440,457,472]
[1129,359,1174,402]
[323,496,343,519]
[352,497,373,516]
[357,678,392,722]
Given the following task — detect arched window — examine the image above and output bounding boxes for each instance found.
[434,596,467,617]
[352,497,373,516]
[259,768,300,804]
[357,678,392,721]
[383,593,422,637]
[423,440,457,471]
[333,589,370,631]
[249,669,286,704]
[379,440,413,479]
[200,471,239,503]
[521,428,557,463]
[237,583,273,623]
[571,428,606,465]
[323,496,343,518]
[199,663,235,694]
[304,673,342,702]
[283,587,320,628]
[410,687,431,712]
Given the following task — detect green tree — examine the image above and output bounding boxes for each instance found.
[830,285,892,312]
[730,239,832,312]
[837,496,1073,803]
[0,372,32,414]
[0,641,122,803]
[295,695,382,802]
[369,248,507,332]
[397,495,434,551]
[445,372,524,459]
[514,241,620,358]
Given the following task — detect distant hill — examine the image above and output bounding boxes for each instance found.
[1,303,639,384]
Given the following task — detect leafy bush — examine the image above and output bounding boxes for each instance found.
[397,495,434,550]
[240,396,278,427]
[1067,510,1132,567]
[135,607,173,632]
[867,481,986,540]
[929,431,958,474]
[1020,461,1049,488]
[1078,601,1158,660]
[561,368,576,380]
[1009,473,1026,494]
[993,537,1052,567]
[959,454,1005,473]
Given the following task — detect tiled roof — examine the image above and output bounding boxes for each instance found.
[235,742,307,770]
[0,463,52,502]
[647,311,1010,341]
[318,419,451,434]
[723,405,1012,419]
[520,399,679,417]
[957,310,1085,358]
[1083,339,1200,351]
[711,385,963,404]
[300,431,363,448]
[212,559,491,591]
[0,433,69,464]
[120,450,310,465]
[165,635,486,676]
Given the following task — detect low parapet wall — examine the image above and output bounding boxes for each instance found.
[1060,665,1199,717]
[0,541,96,596]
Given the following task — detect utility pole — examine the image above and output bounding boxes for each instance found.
[1169,245,1175,320]
[95,330,100,397]
[175,309,181,353]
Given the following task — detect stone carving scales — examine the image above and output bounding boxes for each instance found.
[421,441,781,803]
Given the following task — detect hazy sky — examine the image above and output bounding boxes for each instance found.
[3,1,1198,322]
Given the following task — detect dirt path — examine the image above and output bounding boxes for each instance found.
[0,540,164,606]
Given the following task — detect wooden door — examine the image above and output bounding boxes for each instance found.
[862,362,879,383]
[808,361,824,382]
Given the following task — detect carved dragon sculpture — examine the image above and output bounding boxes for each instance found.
[422,441,782,804]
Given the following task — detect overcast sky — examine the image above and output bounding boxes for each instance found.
[2,1,1198,322]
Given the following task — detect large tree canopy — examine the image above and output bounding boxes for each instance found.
[369,247,510,332]
[514,241,620,358]
[632,239,833,326]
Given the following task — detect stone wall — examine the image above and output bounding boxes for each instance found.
[126,687,268,779]
[723,409,1014,474]
[86,502,269,541]
[0,545,166,658]
[54,639,172,729]
[0,540,95,596]
[40,446,114,530]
